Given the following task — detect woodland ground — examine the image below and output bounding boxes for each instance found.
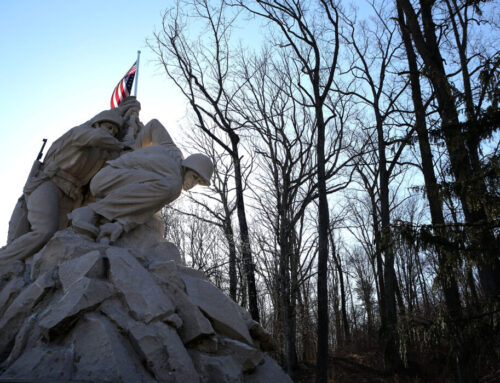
[294,350,500,383]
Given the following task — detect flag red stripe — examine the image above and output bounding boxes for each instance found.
[110,61,137,108]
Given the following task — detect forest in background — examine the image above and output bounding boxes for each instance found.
[148,0,500,381]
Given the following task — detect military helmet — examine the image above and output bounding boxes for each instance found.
[90,110,124,128]
[181,153,214,186]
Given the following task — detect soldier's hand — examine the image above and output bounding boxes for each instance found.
[111,141,127,152]
[97,222,123,244]
[124,106,140,121]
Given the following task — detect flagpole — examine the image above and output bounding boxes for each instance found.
[134,50,141,97]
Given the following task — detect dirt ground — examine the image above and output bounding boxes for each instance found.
[293,352,500,383]
[293,352,445,383]
[295,352,390,383]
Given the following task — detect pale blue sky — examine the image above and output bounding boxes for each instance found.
[0,0,190,244]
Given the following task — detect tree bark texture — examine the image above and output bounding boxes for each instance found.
[396,0,500,297]
[230,134,260,322]
[316,107,330,383]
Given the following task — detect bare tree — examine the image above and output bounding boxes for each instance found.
[396,0,500,297]
[233,44,333,373]
[176,130,242,300]
[234,2,343,380]
[150,0,260,320]
[148,1,500,380]
[339,3,414,370]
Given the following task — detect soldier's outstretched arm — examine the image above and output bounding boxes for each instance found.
[73,126,124,151]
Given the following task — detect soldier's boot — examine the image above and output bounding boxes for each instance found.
[69,206,99,238]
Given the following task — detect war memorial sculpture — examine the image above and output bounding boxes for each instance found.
[0,97,291,382]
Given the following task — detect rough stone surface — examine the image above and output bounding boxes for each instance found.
[244,355,293,383]
[58,250,105,291]
[0,345,73,381]
[178,264,207,280]
[188,336,219,353]
[113,214,181,266]
[189,350,243,383]
[29,229,108,281]
[165,313,183,329]
[180,272,253,345]
[0,277,25,317]
[157,321,200,383]
[149,259,186,292]
[0,261,24,282]
[101,299,174,382]
[101,298,199,382]
[114,213,165,250]
[117,218,183,266]
[248,319,275,351]
[149,260,215,344]
[148,241,183,264]
[160,275,215,344]
[218,337,264,373]
[107,247,175,323]
[71,313,154,383]
[1,313,39,369]
[0,271,54,359]
[39,277,114,337]
[0,228,287,383]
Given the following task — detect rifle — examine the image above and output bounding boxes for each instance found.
[37,138,47,161]
[27,138,47,180]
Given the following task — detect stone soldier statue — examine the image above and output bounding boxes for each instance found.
[0,107,130,266]
[70,98,214,244]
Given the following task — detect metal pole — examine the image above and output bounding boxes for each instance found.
[134,50,141,97]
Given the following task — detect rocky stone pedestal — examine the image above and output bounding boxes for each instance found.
[0,226,291,383]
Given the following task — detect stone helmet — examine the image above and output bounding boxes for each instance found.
[90,110,124,128]
[181,153,214,186]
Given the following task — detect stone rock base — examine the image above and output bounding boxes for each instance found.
[0,227,291,382]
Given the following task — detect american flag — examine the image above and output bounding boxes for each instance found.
[110,61,137,108]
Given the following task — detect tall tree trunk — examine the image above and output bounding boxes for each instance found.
[298,284,315,361]
[316,108,330,383]
[397,5,466,380]
[394,273,406,316]
[396,0,500,297]
[222,216,238,301]
[329,230,350,344]
[230,134,260,321]
[465,260,479,307]
[367,187,386,327]
[289,228,299,369]
[279,186,298,375]
[376,112,402,372]
[397,1,463,317]
[332,278,343,347]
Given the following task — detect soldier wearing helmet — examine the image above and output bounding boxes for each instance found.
[181,153,213,189]
[0,105,133,267]
[70,104,214,244]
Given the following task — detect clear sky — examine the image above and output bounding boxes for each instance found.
[0,0,190,245]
